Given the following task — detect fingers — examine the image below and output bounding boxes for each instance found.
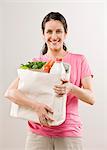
[53,85,66,95]
[36,103,54,127]
[45,105,54,114]
[39,106,54,127]
[54,84,66,89]
[39,114,54,127]
[60,79,68,84]
[39,117,49,127]
[45,115,55,122]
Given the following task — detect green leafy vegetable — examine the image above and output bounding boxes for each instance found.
[20,61,46,70]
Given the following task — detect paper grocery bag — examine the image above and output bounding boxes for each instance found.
[10,69,69,126]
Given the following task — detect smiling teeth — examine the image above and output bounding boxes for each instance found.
[51,41,59,43]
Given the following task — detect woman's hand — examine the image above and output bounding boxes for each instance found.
[54,76,95,105]
[53,81,73,96]
[34,102,54,127]
[4,77,54,127]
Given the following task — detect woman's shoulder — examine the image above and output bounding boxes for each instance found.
[66,51,85,60]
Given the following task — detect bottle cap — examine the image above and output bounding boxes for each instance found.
[55,58,63,62]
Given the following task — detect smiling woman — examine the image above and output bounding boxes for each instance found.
[4,12,95,150]
[41,12,68,56]
[43,20,66,52]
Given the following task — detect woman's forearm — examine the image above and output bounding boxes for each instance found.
[70,84,95,105]
[4,89,38,111]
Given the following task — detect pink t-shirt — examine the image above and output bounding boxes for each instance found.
[28,52,93,137]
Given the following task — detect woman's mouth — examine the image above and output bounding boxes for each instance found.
[50,40,60,45]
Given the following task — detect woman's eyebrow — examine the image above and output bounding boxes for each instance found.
[47,29,52,31]
[46,28,62,31]
[56,29,62,31]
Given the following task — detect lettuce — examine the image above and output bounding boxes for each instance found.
[20,61,46,70]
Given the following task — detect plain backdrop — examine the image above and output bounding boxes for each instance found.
[0,0,106,150]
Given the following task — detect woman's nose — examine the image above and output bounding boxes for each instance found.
[51,32,57,40]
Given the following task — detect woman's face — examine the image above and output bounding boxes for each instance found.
[43,20,67,52]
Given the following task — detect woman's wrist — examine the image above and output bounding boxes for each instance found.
[66,82,74,93]
[69,83,74,92]
[28,100,39,112]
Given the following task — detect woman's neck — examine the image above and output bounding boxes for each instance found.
[46,49,67,59]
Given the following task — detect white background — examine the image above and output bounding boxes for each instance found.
[0,0,106,150]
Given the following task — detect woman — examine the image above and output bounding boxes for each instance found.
[4,12,95,150]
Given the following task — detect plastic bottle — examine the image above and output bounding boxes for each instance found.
[50,58,66,80]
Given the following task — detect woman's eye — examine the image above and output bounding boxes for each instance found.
[56,30,62,33]
[47,30,52,34]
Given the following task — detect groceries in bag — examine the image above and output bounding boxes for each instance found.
[10,59,71,126]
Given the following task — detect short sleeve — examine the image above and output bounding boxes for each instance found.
[80,55,93,80]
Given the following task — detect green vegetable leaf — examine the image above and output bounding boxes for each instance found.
[19,61,46,70]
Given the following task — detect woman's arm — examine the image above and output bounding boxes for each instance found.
[4,78,54,126]
[4,78,39,110]
[54,76,95,105]
[70,76,95,105]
